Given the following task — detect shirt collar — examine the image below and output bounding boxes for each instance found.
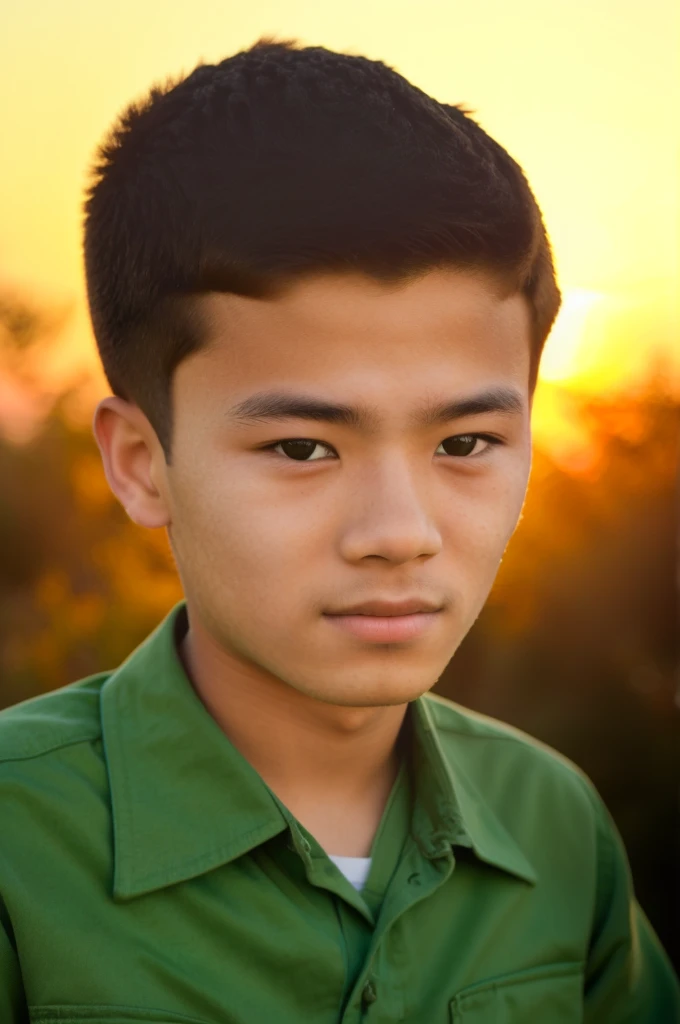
[409,696,537,885]
[101,601,536,901]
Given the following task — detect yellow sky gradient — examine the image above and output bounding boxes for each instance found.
[1,0,678,458]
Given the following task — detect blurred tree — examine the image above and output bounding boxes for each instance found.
[0,293,182,708]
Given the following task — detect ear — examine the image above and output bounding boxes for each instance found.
[92,396,171,528]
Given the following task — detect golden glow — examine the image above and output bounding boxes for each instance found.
[538,289,608,384]
[1,0,678,449]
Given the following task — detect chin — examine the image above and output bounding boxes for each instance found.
[303,675,436,709]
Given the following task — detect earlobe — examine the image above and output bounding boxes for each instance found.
[92,396,171,529]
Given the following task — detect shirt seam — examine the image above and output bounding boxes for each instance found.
[434,724,574,748]
[432,721,591,780]
[29,1005,214,1024]
[0,733,101,765]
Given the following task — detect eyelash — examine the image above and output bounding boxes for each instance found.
[259,433,504,462]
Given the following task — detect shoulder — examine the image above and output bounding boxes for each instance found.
[0,673,109,765]
[0,676,114,904]
[421,691,602,820]
[420,693,616,899]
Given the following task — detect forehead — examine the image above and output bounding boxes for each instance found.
[179,268,532,399]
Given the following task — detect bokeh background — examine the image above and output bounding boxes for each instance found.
[1,0,679,967]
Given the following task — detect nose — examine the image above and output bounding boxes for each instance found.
[338,452,443,565]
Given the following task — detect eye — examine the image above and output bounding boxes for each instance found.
[435,434,503,458]
[262,434,503,462]
[266,436,337,460]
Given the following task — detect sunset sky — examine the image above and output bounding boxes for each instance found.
[1,0,678,456]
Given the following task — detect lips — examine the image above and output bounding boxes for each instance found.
[326,598,443,617]
[324,608,442,643]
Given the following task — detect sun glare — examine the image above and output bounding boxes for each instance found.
[538,288,607,385]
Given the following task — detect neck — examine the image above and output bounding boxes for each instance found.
[177,607,409,855]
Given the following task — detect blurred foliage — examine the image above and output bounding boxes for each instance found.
[0,291,678,964]
[0,293,183,707]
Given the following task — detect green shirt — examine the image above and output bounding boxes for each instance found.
[1,602,678,1023]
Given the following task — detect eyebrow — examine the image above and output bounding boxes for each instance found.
[230,385,525,431]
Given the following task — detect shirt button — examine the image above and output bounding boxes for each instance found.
[362,980,378,1005]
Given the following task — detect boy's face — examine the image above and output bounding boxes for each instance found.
[120,268,533,708]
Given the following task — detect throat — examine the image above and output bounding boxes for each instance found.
[286,756,401,858]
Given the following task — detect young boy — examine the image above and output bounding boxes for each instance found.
[1,37,678,1023]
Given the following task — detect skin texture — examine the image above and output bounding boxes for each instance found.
[93,267,534,855]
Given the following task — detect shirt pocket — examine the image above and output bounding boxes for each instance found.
[449,961,585,1023]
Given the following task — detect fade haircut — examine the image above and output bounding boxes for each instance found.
[83,36,561,461]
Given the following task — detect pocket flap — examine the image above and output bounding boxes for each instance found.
[450,961,584,1022]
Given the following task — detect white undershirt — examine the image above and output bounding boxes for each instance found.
[327,854,372,891]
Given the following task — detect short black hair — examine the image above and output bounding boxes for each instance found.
[83,36,561,461]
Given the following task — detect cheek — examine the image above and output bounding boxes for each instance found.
[170,472,319,598]
[446,464,528,550]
